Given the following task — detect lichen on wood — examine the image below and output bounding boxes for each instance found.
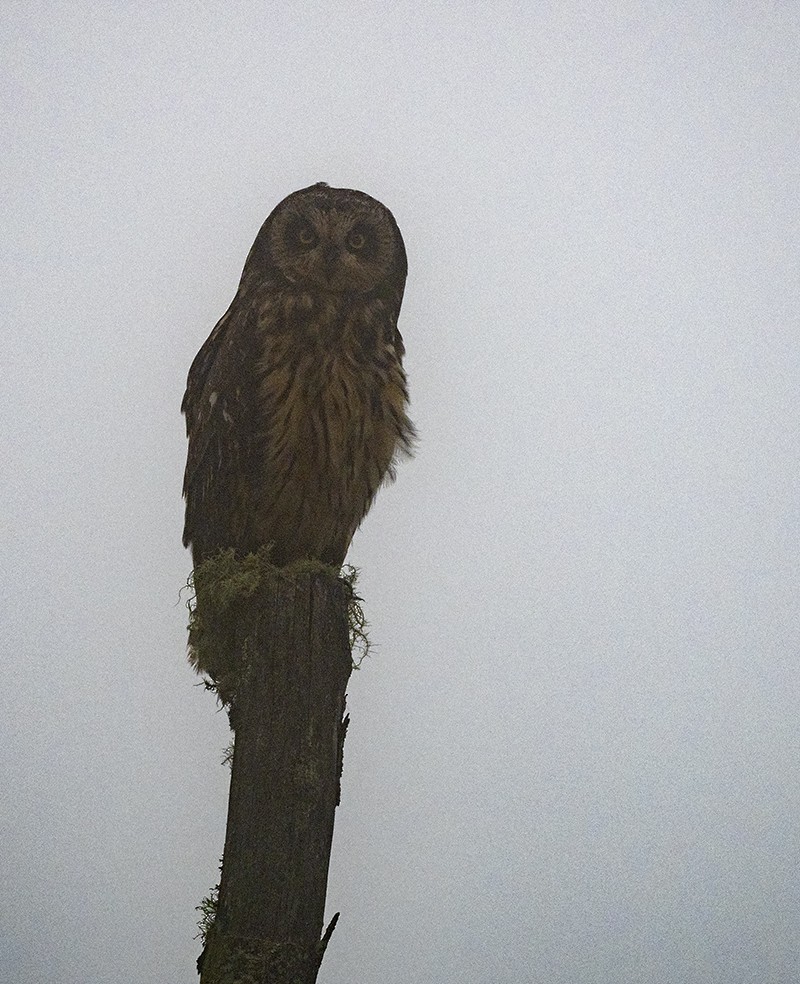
[199,915,339,984]
[184,548,370,708]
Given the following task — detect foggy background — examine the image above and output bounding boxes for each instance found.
[3,3,798,982]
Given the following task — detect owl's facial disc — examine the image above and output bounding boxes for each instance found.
[270,203,393,294]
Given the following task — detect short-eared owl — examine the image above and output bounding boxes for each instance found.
[182,183,414,573]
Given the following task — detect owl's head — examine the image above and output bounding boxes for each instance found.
[243,183,407,301]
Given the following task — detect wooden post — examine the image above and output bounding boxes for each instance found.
[199,569,353,984]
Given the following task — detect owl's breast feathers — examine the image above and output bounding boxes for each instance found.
[182,287,414,567]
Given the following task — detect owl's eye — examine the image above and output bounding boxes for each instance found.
[346,228,369,251]
[296,225,318,247]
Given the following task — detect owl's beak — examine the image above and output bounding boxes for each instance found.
[320,244,341,286]
[323,243,340,267]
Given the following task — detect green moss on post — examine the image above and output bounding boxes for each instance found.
[200,917,339,984]
[186,549,369,709]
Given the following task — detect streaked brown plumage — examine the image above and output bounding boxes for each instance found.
[182,183,414,573]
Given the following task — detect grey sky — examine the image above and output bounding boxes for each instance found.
[3,3,799,982]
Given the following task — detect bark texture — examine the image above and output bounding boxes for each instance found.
[200,570,352,984]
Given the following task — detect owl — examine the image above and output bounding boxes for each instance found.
[182,181,414,582]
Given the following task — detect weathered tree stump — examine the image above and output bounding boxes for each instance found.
[199,569,353,984]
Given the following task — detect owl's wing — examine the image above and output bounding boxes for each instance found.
[393,324,406,360]
[181,299,259,558]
